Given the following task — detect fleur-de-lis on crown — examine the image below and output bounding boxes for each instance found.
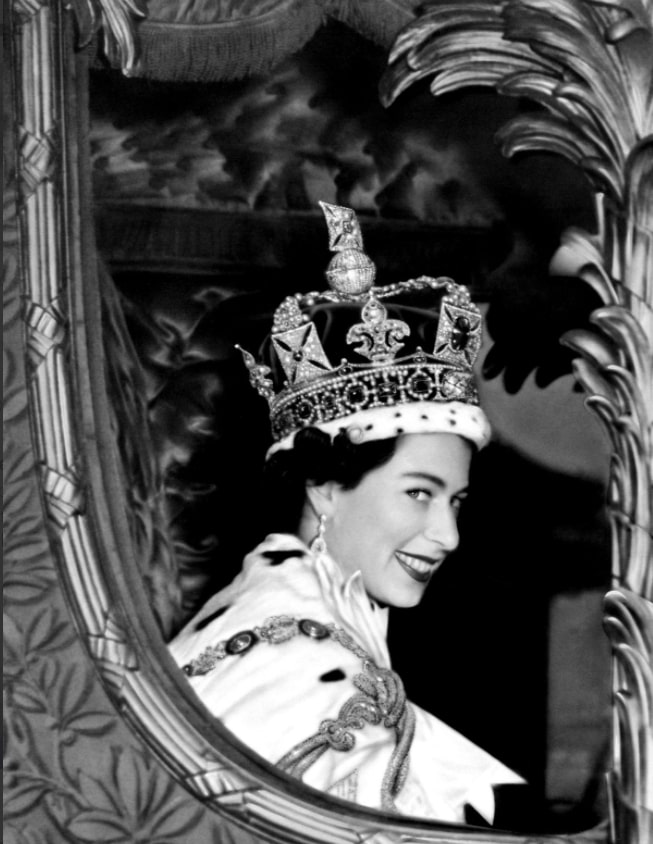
[346,296,410,363]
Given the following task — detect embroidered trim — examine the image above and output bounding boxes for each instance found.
[276,657,415,812]
[181,614,415,811]
[182,616,332,676]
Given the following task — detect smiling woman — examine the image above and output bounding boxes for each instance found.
[169,202,523,823]
[306,433,471,605]
[6,2,652,843]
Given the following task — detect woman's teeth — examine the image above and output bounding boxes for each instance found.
[395,551,438,582]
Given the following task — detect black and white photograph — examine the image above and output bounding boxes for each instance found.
[4,3,652,843]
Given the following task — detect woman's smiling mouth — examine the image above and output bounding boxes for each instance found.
[394,551,442,583]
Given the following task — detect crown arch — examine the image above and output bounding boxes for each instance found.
[6,3,651,844]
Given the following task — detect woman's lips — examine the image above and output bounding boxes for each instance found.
[394,550,442,583]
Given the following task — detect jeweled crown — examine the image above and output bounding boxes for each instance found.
[237,202,484,448]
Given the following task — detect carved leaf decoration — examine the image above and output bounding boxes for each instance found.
[382,0,653,204]
[383,6,653,837]
[23,608,76,656]
[76,771,121,815]
[67,811,132,842]
[564,306,652,597]
[604,589,653,825]
[68,0,146,74]
[68,745,206,842]
[3,567,57,606]
[550,225,621,304]
[11,683,48,715]
[383,0,653,579]
[68,0,99,49]
[3,613,25,678]
[4,782,51,820]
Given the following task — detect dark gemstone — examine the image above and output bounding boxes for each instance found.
[182,665,193,675]
[225,630,257,655]
[411,376,431,394]
[296,400,314,420]
[322,394,336,409]
[346,386,365,404]
[378,383,398,401]
[293,350,304,361]
[450,316,471,351]
[299,619,330,640]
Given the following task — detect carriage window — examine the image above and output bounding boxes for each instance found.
[90,22,611,833]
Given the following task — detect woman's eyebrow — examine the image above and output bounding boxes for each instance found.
[402,471,445,488]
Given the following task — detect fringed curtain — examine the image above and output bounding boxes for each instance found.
[130,0,418,81]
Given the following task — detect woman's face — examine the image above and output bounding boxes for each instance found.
[318,433,472,608]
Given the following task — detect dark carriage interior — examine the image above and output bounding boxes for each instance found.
[90,21,611,834]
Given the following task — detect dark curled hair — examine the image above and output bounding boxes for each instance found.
[260,427,398,535]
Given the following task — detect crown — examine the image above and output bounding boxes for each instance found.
[237,202,490,453]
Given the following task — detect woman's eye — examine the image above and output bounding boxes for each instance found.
[406,489,431,501]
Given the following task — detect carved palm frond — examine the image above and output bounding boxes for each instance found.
[603,588,653,843]
[69,0,145,73]
[382,1,653,202]
[382,2,652,839]
[382,0,652,586]
[382,1,653,320]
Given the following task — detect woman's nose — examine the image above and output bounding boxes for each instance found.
[423,502,459,552]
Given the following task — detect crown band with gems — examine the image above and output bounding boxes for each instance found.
[270,360,477,441]
[236,202,491,454]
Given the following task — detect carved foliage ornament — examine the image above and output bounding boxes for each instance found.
[67,0,145,73]
[383,2,652,843]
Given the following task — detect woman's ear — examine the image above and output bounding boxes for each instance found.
[305,481,339,519]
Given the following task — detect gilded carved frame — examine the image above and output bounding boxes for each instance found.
[9,2,652,844]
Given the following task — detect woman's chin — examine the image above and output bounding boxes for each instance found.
[371,581,428,609]
[393,591,427,609]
